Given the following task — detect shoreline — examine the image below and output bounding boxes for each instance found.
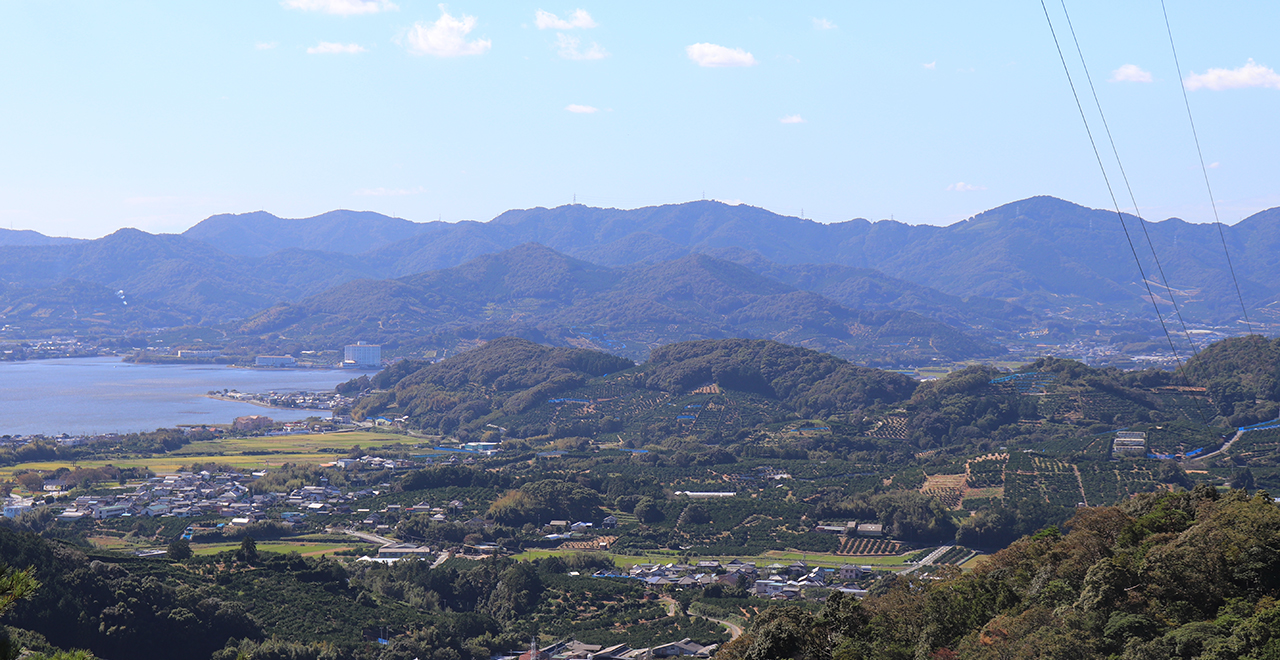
[203,394,333,414]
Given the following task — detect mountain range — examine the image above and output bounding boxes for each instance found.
[235,244,999,365]
[1,196,1275,351]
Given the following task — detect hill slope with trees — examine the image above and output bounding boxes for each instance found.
[235,244,999,365]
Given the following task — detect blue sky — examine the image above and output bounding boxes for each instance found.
[1,1,1277,238]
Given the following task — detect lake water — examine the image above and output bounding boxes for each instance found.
[0,357,371,436]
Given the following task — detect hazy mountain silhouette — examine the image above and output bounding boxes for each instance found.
[239,244,1000,365]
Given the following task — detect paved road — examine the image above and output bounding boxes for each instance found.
[1196,428,1243,462]
[700,614,744,640]
[900,545,953,574]
[338,528,397,546]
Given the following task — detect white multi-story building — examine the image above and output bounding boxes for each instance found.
[343,343,381,368]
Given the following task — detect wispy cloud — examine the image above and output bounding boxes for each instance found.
[354,186,423,196]
[535,9,597,30]
[566,104,598,113]
[1110,63,1152,83]
[922,61,936,70]
[256,41,279,50]
[779,115,804,124]
[686,43,757,68]
[406,6,491,57]
[556,33,608,60]
[307,42,366,54]
[812,18,836,30]
[1209,162,1221,169]
[282,0,397,15]
[1184,58,1280,90]
[946,182,986,192]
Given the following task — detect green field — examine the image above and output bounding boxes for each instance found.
[0,430,418,478]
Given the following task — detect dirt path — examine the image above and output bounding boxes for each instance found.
[1072,464,1088,506]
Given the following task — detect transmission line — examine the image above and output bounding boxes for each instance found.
[1159,0,1254,335]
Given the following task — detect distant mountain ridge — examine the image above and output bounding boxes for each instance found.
[3,195,1276,340]
[0,227,83,247]
[182,209,427,257]
[198,196,1280,324]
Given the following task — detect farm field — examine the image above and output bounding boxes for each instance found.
[0,430,417,478]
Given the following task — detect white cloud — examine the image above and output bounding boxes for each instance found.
[779,115,804,124]
[307,42,366,54]
[812,18,836,30]
[354,186,423,196]
[946,182,986,192]
[1109,63,1153,83]
[1209,162,1221,169]
[406,6,491,57]
[282,0,397,15]
[256,42,279,50]
[565,104,598,113]
[1184,58,1280,91]
[923,61,936,70]
[535,9,597,30]
[556,33,608,60]
[686,43,757,68]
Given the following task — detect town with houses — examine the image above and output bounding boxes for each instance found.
[3,447,898,609]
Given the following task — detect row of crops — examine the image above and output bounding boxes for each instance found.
[933,546,973,565]
[837,537,905,556]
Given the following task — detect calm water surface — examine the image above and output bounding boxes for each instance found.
[0,357,367,436]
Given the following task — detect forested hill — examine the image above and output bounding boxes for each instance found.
[722,488,1280,660]
[1181,334,1280,424]
[0,227,82,247]
[182,209,427,257]
[236,244,1000,365]
[346,337,918,438]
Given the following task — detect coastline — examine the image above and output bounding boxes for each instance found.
[203,394,333,414]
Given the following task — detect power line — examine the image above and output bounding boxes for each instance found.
[1038,0,1207,423]
[1055,0,1202,360]
[1159,0,1254,335]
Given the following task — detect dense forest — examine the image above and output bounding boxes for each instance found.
[345,337,918,440]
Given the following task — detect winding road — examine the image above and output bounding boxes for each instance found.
[661,596,744,640]
[1195,428,1244,462]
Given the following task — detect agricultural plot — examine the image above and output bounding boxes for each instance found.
[933,546,973,565]
[837,537,905,556]
[965,454,1007,488]
[1141,420,1227,456]
[1077,463,1123,504]
[0,430,413,479]
[864,415,909,440]
[1003,452,1087,507]
[1115,464,1161,496]
[1226,428,1280,465]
